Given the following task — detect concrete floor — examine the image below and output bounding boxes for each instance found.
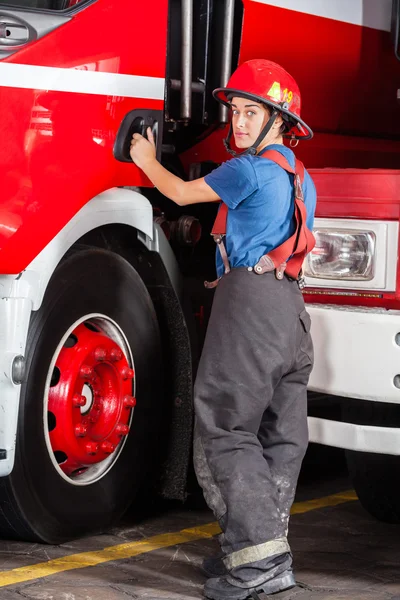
[0,446,400,600]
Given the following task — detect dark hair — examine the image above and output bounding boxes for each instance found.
[263,104,291,135]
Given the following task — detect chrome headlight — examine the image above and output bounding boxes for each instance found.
[304,229,376,281]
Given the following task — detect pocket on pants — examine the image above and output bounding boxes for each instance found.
[298,309,314,364]
[299,309,311,333]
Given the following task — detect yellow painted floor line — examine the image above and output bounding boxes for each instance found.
[291,489,358,515]
[0,490,357,588]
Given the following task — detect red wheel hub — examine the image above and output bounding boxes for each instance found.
[48,322,135,476]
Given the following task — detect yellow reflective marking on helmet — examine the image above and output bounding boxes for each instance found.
[282,88,293,103]
[267,81,281,101]
[268,82,293,104]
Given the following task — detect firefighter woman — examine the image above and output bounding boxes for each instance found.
[130,59,316,600]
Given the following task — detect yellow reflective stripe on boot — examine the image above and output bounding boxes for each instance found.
[223,537,290,570]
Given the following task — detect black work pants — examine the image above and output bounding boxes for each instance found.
[194,268,313,588]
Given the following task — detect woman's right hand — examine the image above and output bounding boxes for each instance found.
[130,127,157,169]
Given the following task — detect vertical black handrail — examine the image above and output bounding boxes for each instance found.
[391,0,400,61]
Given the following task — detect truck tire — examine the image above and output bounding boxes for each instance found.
[344,400,400,523]
[0,248,164,543]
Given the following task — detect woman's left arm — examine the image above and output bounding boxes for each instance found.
[129,128,220,206]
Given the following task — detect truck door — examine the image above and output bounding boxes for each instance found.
[0,0,168,273]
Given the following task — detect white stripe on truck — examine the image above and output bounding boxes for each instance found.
[0,62,165,99]
[251,0,391,31]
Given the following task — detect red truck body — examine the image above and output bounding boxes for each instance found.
[0,0,399,542]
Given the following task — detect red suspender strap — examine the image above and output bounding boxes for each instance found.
[211,150,304,237]
[209,150,315,285]
[206,200,230,288]
[211,203,228,237]
[259,153,315,280]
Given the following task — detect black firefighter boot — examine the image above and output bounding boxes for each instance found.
[202,555,228,578]
[203,570,296,600]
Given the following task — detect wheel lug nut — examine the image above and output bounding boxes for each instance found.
[115,423,130,436]
[123,395,136,409]
[94,347,107,362]
[109,348,123,362]
[120,367,134,380]
[86,442,99,455]
[80,365,94,380]
[75,423,88,437]
[73,394,86,408]
[101,441,115,454]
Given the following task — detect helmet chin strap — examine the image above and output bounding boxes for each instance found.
[223,110,279,157]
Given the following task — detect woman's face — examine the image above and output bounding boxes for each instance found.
[230,96,281,150]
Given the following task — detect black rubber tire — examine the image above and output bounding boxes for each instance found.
[0,248,164,543]
[344,400,400,523]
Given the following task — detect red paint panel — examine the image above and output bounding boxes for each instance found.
[8,0,167,78]
[240,1,400,140]
[310,169,400,220]
[304,167,400,309]
[0,0,168,273]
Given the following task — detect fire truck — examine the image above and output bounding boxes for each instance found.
[0,0,399,543]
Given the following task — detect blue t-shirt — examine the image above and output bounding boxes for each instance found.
[204,144,317,278]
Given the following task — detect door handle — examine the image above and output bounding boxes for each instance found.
[114,109,163,163]
[151,120,158,147]
[0,21,29,46]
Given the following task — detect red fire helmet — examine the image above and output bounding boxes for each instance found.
[213,59,313,140]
